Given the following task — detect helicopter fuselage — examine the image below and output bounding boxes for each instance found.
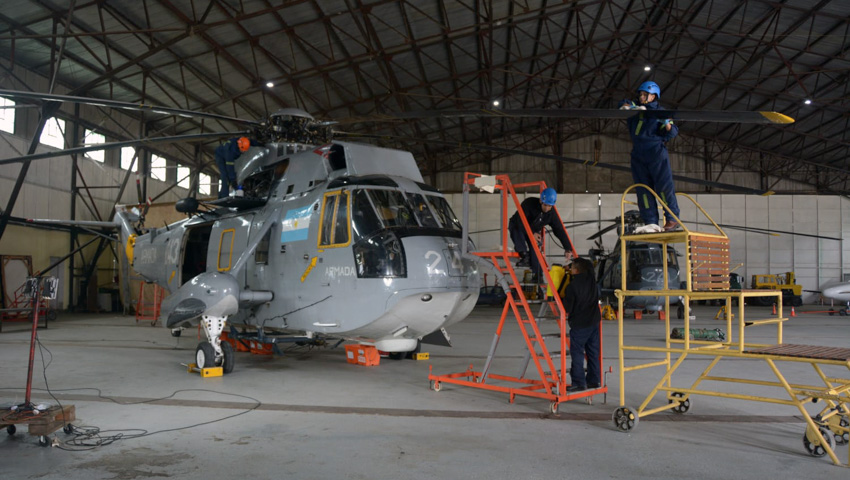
[124,141,480,352]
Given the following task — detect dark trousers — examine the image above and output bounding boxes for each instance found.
[569,322,601,387]
[215,150,230,198]
[630,154,679,225]
[508,217,542,277]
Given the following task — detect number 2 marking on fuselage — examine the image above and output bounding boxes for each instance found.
[425,250,441,271]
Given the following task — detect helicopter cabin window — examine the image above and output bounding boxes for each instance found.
[255,227,272,265]
[351,190,384,241]
[367,190,417,228]
[318,191,351,248]
[425,195,462,231]
[405,193,440,228]
[217,229,236,271]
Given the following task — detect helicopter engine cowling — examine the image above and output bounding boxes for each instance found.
[161,272,240,328]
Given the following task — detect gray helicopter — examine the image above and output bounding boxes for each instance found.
[19,104,480,374]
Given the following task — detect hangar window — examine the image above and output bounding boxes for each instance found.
[151,154,167,181]
[40,117,66,149]
[318,191,351,248]
[0,97,15,134]
[84,129,105,162]
[199,173,212,196]
[177,164,191,189]
[121,147,138,172]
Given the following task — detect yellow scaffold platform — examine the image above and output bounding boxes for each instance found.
[613,184,849,467]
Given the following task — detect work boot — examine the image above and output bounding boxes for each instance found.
[663,220,680,232]
[516,253,530,267]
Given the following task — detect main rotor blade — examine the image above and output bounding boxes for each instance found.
[693,221,841,241]
[0,89,261,126]
[339,108,794,125]
[587,222,620,240]
[0,131,247,165]
[339,132,772,195]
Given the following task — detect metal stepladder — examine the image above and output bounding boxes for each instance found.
[428,173,607,414]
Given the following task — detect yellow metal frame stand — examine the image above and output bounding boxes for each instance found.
[613,184,849,467]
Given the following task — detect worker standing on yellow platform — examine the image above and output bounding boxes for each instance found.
[563,257,602,392]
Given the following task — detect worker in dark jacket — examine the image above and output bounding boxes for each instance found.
[619,81,680,233]
[563,257,601,392]
[215,136,251,198]
[508,188,574,279]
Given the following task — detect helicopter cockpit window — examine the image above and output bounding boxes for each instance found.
[351,190,384,241]
[318,191,351,248]
[425,195,462,231]
[405,193,440,228]
[367,190,417,228]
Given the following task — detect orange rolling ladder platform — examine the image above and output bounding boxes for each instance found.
[428,173,607,414]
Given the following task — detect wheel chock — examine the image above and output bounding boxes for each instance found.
[187,363,223,378]
[413,352,430,360]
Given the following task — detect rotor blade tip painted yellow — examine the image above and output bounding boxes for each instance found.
[760,112,795,124]
[761,190,776,196]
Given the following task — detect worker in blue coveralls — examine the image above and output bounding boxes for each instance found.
[563,256,601,392]
[215,136,251,198]
[508,188,574,280]
[619,81,680,233]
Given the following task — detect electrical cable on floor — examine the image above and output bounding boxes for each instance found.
[4,334,263,451]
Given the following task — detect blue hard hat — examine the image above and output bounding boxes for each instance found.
[541,188,557,206]
[637,81,661,98]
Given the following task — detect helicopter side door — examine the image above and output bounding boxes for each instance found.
[208,214,255,285]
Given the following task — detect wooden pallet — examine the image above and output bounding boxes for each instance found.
[1,404,75,436]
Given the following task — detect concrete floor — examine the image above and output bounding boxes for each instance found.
[1,303,848,479]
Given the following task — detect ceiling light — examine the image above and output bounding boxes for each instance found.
[492,99,500,107]
[266,82,274,88]
[644,65,651,71]
[804,99,812,105]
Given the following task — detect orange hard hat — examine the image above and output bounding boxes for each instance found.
[237,137,251,152]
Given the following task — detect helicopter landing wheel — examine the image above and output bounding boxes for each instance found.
[612,406,639,432]
[220,341,235,374]
[668,392,690,414]
[195,342,216,368]
[803,425,836,457]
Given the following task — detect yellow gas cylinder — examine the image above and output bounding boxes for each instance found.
[545,265,566,298]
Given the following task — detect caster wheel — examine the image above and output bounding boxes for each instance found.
[195,342,216,368]
[549,402,559,415]
[171,328,182,337]
[6,424,16,435]
[828,310,835,316]
[803,426,836,457]
[38,435,50,447]
[669,392,691,414]
[63,424,73,434]
[612,406,639,432]
[430,381,442,392]
[827,416,849,445]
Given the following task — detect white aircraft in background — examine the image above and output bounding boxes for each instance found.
[821,282,850,316]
